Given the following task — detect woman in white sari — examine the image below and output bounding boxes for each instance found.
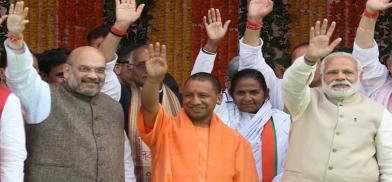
[215,69,291,182]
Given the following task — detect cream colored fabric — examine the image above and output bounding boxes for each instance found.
[281,57,392,181]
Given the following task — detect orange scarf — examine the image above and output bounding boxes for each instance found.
[261,118,277,182]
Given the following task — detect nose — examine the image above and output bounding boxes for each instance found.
[87,71,99,80]
[243,93,252,102]
[190,96,202,105]
[336,71,345,80]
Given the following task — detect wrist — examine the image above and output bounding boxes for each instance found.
[363,8,379,20]
[147,77,163,84]
[247,16,262,23]
[203,39,220,53]
[113,22,130,31]
[304,55,318,66]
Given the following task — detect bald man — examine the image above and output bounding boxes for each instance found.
[4,1,140,181]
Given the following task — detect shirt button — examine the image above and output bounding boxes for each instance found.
[332,148,337,152]
[96,133,103,137]
[98,162,104,167]
[339,114,343,118]
[98,147,105,151]
[336,132,340,136]
[328,166,333,170]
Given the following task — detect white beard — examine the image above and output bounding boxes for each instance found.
[322,80,358,99]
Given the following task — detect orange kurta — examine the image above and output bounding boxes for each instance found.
[137,106,259,182]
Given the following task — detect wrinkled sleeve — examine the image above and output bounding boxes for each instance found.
[352,41,389,98]
[239,38,284,110]
[0,94,27,182]
[136,105,173,148]
[281,56,314,118]
[101,54,121,101]
[233,136,259,182]
[4,41,51,124]
[376,109,392,181]
[190,49,216,75]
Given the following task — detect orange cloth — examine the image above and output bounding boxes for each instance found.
[137,105,259,182]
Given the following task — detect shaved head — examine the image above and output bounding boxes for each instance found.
[64,46,106,97]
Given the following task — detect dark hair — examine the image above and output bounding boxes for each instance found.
[290,42,309,63]
[37,48,70,75]
[116,43,147,64]
[87,25,110,44]
[163,73,182,102]
[229,69,268,98]
[0,49,6,69]
[185,72,221,94]
[334,47,353,53]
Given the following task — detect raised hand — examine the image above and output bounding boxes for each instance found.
[7,1,29,35]
[305,19,342,64]
[366,0,392,13]
[146,42,167,82]
[248,0,273,22]
[114,0,145,29]
[203,8,231,44]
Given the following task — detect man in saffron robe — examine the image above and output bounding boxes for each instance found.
[137,43,259,181]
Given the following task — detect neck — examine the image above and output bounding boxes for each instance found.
[191,116,212,128]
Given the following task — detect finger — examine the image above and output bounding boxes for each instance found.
[155,42,161,57]
[314,21,321,36]
[309,26,315,41]
[211,8,217,22]
[208,9,212,24]
[148,44,155,59]
[161,44,166,62]
[115,0,120,7]
[223,20,231,32]
[328,37,342,51]
[320,19,328,35]
[387,2,392,8]
[136,4,145,16]
[203,16,208,27]
[23,19,29,25]
[9,3,15,14]
[326,21,336,37]
[216,9,222,23]
[23,7,29,19]
[16,1,23,15]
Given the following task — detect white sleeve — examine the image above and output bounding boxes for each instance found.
[239,38,284,110]
[124,132,136,182]
[352,40,389,98]
[4,41,51,124]
[376,109,392,181]
[101,54,121,101]
[0,94,27,182]
[281,56,314,118]
[190,49,216,75]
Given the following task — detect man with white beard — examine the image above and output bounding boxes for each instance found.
[281,19,392,182]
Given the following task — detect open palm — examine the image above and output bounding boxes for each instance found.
[366,0,392,12]
[305,19,342,62]
[115,0,145,27]
[203,8,230,42]
[248,0,273,20]
[7,1,29,35]
[146,43,167,81]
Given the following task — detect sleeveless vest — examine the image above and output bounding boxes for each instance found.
[25,84,125,182]
[283,89,384,182]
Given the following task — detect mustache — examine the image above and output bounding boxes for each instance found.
[329,80,352,87]
[81,78,100,84]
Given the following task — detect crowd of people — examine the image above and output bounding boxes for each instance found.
[0,0,392,181]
